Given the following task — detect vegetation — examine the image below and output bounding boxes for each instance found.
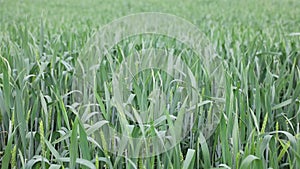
[0,0,300,168]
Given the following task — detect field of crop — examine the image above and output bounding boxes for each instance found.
[1,0,300,168]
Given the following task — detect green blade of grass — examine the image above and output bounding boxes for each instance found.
[70,118,79,169]
[240,155,260,169]
[182,149,196,169]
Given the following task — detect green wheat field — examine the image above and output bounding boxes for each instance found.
[0,0,300,168]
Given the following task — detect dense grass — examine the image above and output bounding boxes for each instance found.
[0,0,300,168]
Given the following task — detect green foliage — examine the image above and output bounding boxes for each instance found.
[0,0,300,168]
